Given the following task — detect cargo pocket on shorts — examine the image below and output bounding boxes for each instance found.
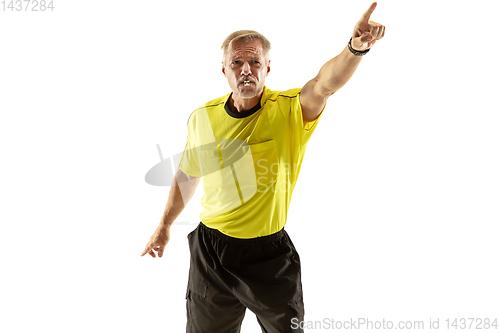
[187,275,207,299]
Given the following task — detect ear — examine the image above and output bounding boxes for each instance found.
[266,60,271,76]
[222,62,226,76]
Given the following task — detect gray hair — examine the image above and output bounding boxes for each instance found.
[221,30,271,66]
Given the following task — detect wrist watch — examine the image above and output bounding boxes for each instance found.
[348,37,370,56]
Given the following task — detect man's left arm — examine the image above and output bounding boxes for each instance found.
[300,2,385,124]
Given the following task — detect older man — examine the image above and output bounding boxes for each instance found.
[142,2,384,332]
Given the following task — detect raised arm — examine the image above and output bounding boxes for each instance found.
[141,168,201,258]
[300,2,385,125]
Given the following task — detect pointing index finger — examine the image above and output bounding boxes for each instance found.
[141,246,151,256]
[360,2,377,24]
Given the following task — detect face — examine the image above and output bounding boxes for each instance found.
[222,39,270,99]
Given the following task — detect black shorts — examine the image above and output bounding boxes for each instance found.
[185,222,304,333]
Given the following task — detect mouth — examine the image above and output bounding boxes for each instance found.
[241,80,254,87]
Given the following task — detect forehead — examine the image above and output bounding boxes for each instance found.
[228,39,264,59]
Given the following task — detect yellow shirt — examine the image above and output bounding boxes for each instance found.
[178,86,325,238]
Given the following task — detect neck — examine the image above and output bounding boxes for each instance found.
[230,88,264,113]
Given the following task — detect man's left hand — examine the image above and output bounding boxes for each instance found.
[351,2,385,52]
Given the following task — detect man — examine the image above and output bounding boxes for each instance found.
[142,3,385,332]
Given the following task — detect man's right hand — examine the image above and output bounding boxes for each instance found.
[140,168,200,259]
[141,223,171,258]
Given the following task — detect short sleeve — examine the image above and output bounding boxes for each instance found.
[178,114,201,177]
[290,89,326,147]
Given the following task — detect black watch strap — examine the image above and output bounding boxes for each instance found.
[348,37,370,56]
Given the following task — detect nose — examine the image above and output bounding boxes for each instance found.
[240,61,251,75]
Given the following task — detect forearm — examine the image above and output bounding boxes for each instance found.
[160,169,200,227]
[316,45,364,95]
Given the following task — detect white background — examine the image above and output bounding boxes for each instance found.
[1,0,499,332]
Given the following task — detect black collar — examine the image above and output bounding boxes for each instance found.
[224,92,262,119]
